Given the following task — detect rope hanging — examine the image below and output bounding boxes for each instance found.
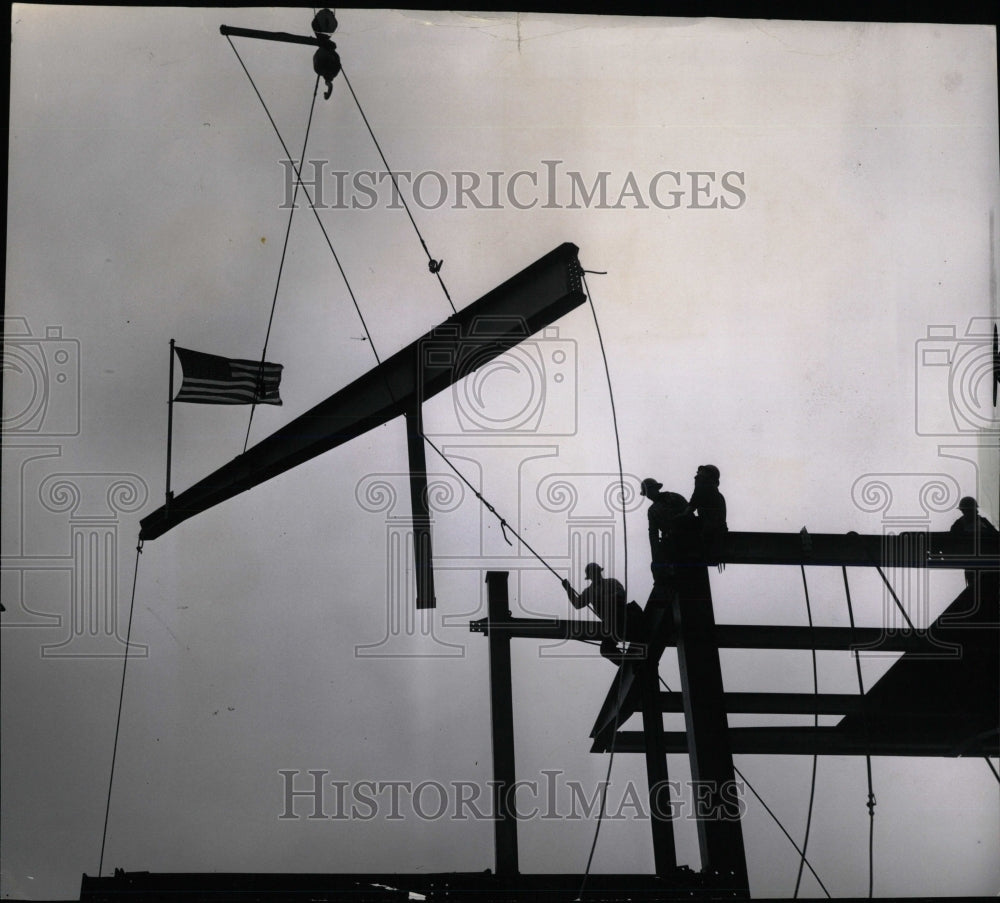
[577,270,631,897]
[225,36,384,368]
[842,566,877,898]
[794,561,820,898]
[340,67,456,315]
[98,538,144,876]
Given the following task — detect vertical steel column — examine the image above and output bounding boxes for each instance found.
[166,339,175,513]
[485,571,519,877]
[673,565,749,892]
[638,658,677,876]
[404,404,435,609]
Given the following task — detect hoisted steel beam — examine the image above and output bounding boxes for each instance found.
[140,243,584,544]
[405,402,434,609]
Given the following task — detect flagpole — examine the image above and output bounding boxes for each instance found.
[166,339,175,511]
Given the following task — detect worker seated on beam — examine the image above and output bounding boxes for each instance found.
[563,562,638,660]
[951,495,998,540]
[674,464,728,569]
[639,478,687,586]
[950,496,999,591]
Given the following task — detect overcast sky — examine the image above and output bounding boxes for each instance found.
[3,6,999,900]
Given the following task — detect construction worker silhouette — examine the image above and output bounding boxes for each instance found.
[563,562,628,659]
[950,496,998,536]
[681,465,728,567]
[950,496,998,589]
[640,478,687,582]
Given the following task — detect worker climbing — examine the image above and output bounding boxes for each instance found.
[311,8,341,99]
[563,562,634,661]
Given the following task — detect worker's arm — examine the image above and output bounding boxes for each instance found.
[562,579,586,609]
[648,508,660,555]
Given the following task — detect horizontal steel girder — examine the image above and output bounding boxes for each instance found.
[722,530,997,569]
[597,726,998,757]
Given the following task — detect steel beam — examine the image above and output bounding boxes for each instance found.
[471,616,984,654]
[405,403,435,608]
[639,660,676,876]
[604,727,999,757]
[713,624,970,653]
[485,572,519,877]
[672,566,749,891]
[721,531,998,569]
[659,691,866,715]
[139,244,583,541]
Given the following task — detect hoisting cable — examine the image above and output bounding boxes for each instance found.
[657,672,832,898]
[419,432,563,582]
[985,757,1000,785]
[243,74,322,453]
[225,37,563,586]
[795,563,820,898]
[576,269,633,897]
[842,566,876,898]
[340,66,457,315]
[225,36,383,367]
[98,537,144,876]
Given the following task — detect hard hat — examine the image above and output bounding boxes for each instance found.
[640,478,662,497]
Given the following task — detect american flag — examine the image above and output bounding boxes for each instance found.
[173,346,282,405]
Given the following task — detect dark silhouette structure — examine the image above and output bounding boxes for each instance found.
[81,16,999,903]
